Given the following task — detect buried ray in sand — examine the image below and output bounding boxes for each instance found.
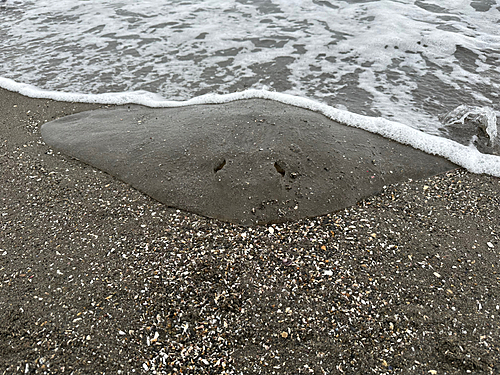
[41,99,456,225]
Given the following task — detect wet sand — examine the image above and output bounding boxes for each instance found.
[40,99,455,226]
[1,87,499,374]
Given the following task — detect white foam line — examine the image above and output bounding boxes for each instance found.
[2,76,499,177]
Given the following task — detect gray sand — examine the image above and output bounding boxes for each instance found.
[1,88,499,374]
[41,100,455,225]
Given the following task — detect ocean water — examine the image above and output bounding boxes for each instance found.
[1,0,499,175]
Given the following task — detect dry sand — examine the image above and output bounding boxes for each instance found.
[1,87,499,374]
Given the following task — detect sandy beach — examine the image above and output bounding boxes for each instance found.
[1,87,499,374]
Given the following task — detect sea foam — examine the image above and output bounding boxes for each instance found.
[2,76,500,178]
[1,0,499,139]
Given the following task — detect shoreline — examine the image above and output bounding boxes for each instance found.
[2,77,499,178]
[1,87,499,374]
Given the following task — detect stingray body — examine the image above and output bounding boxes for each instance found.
[41,99,456,225]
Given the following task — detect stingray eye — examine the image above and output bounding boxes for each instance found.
[214,158,226,173]
[274,161,285,176]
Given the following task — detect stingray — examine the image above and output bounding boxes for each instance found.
[41,99,456,225]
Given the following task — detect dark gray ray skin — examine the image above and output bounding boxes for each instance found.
[41,99,457,225]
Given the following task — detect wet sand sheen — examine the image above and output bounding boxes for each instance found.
[1,87,499,373]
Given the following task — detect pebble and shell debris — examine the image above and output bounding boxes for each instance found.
[1,95,500,374]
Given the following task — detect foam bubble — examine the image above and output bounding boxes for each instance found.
[442,105,498,142]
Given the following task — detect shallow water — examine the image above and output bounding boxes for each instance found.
[1,0,500,174]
